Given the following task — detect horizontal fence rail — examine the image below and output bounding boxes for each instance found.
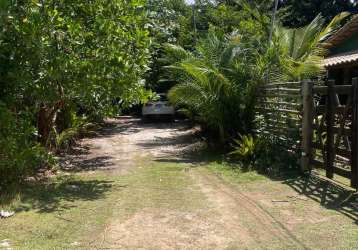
[255,82,303,167]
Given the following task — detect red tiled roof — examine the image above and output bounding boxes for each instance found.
[324,50,358,67]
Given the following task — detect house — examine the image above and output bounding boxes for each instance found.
[324,15,358,84]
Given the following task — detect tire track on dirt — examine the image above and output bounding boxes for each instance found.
[192,170,310,250]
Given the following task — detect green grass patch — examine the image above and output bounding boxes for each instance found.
[111,162,205,219]
[204,161,267,184]
[0,174,118,249]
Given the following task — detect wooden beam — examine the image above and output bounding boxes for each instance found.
[326,80,335,179]
[301,80,314,172]
[351,78,358,189]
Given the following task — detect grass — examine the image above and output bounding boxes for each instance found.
[205,161,267,184]
[0,174,118,249]
[0,161,205,249]
[203,161,358,250]
[1,153,357,249]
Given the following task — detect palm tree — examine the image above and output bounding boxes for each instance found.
[162,13,349,144]
[164,33,257,143]
[272,12,350,82]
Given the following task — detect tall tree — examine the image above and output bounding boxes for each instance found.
[2,0,151,145]
[278,0,358,27]
[0,0,151,186]
[145,0,192,92]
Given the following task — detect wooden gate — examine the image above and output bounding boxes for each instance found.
[301,78,358,188]
[257,78,358,189]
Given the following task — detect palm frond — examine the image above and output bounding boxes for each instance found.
[161,43,193,64]
[318,12,350,44]
[274,12,349,81]
[169,81,206,110]
[165,32,258,141]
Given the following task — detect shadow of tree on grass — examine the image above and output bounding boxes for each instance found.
[3,177,125,214]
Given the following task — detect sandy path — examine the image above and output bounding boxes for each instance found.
[60,117,199,174]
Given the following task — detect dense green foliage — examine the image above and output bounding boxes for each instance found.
[278,0,357,27]
[162,0,350,164]
[165,33,264,143]
[271,12,350,82]
[0,0,151,187]
[145,0,191,92]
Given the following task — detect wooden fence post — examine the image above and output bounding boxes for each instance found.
[326,80,335,179]
[301,80,314,173]
[351,78,358,189]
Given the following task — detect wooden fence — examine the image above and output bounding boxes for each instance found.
[256,78,358,189]
[256,82,302,154]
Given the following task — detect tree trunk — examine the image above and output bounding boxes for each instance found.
[38,105,51,146]
[55,104,72,134]
[37,100,64,147]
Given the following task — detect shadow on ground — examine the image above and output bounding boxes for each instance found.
[61,155,115,172]
[10,177,124,214]
[97,116,193,139]
[280,173,358,224]
[59,116,358,225]
[153,147,223,165]
[60,116,197,172]
[157,143,358,226]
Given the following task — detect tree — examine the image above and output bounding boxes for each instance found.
[2,0,151,144]
[273,12,350,81]
[148,0,275,95]
[278,0,358,27]
[165,33,264,143]
[145,0,191,92]
[0,0,151,187]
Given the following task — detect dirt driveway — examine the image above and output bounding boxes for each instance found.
[63,117,357,250]
[61,116,201,173]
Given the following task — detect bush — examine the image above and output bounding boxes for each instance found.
[55,114,99,152]
[0,104,52,190]
[229,133,299,174]
[229,134,258,167]
[254,136,300,175]
[165,33,260,143]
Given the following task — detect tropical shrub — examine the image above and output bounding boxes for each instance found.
[229,134,258,166]
[54,112,99,152]
[272,12,350,82]
[164,32,267,143]
[251,13,350,172]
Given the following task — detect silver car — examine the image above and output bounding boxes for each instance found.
[142,94,175,120]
